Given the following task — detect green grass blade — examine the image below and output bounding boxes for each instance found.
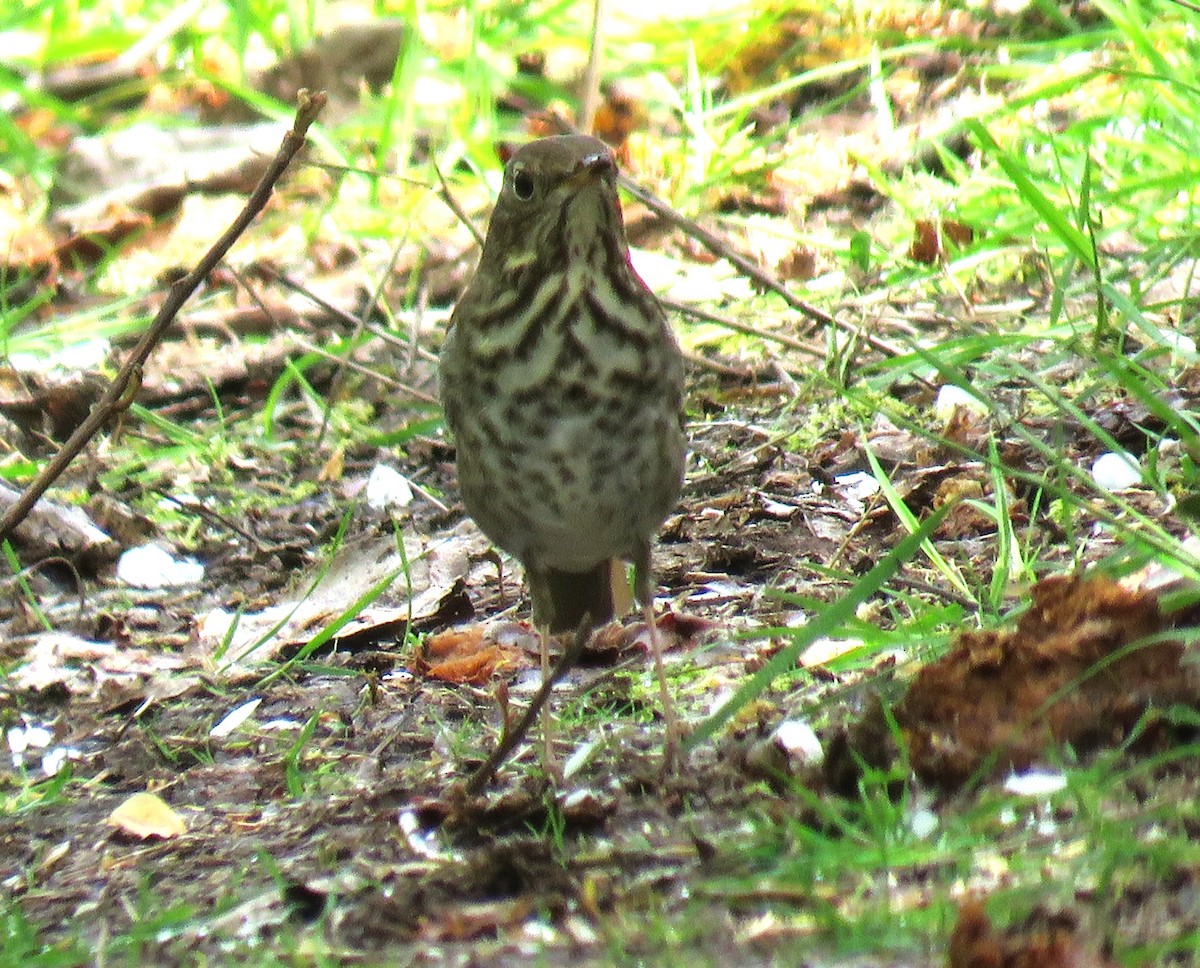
[685,502,953,751]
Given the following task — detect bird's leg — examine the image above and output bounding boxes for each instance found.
[538,625,556,778]
[464,619,590,795]
[633,545,680,771]
[529,568,561,779]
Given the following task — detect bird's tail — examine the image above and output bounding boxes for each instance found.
[537,560,632,632]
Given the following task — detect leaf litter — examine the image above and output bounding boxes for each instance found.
[3,6,1200,965]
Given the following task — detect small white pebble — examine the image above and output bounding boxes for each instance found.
[1003,768,1068,797]
[117,543,204,588]
[522,920,559,944]
[41,747,78,776]
[7,723,53,756]
[759,496,798,519]
[365,464,414,511]
[833,471,880,501]
[398,809,451,860]
[934,384,988,423]
[1091,451,1141,491]
[210,698,262,738]
[910,807,939,839]
[772,719,823,768]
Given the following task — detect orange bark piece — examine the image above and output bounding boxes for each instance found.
[900,574,1198,787]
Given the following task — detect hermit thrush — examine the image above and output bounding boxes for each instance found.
[439,134,686,766]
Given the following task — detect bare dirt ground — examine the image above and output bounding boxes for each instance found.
[4,12,1200,963]
[5,325,1198,964]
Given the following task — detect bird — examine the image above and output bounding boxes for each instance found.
[439,133,687,770]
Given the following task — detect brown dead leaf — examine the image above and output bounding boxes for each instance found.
[776,245,819,282]
[948,897,1119,968]
[909,217,974,264]
[0,369,108,449]
[909,218,942,264]
[55,203,159,265]
[137,331,308,416]
[715,184,788,217]
[943,404,990,451]
[933,474,994,539]
[418,625,525,685]
[318,446,346,483]
[36,53,156,105]
[0,480,117,569]
[865,414,932,466]
[592,83,645,151]
[197,533,469,669]
[245,21,406,124]
[52,121,285,218]
[0,176,58,272]
[417,898,536,942]
[15,107,74,149]
[11,631,198,708]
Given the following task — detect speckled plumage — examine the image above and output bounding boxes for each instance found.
[439,134,685,633]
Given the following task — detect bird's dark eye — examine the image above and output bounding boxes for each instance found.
[511,167,535,201]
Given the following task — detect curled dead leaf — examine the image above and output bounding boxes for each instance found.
[909,217,974,264]
[418,625,525,685]
[108,791,187,840]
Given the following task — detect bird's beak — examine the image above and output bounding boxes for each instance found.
[569,149,615,186]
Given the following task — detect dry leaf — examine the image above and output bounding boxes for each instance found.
[909,217,974,264]
[418,625,525,685]
[108,791,187,839]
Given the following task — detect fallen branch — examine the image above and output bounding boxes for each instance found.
[0,90,327,545]
[463,621,592,796]
[615,172,836,333]
[660,296,826,360]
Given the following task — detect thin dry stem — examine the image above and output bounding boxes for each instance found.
[0,90,328,543]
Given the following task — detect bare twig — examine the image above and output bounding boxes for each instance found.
[464,622,591,795]
[152,489,263,550]
[267,267,362,325]
[888,574,978,611]
[367,322,439,365]
[224,264,296,336]
[404,477,451,515]
[660,296,825,360]
[268,267,438,366]
[615,173,836,331]
[845,320,912,364]
[0,90,328,544]
[288,333,437,404]
[680,349,762,381]
[1,555,87,615]
[433,161,485,248]
[269,265,441,404]
[667,294,911,367]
